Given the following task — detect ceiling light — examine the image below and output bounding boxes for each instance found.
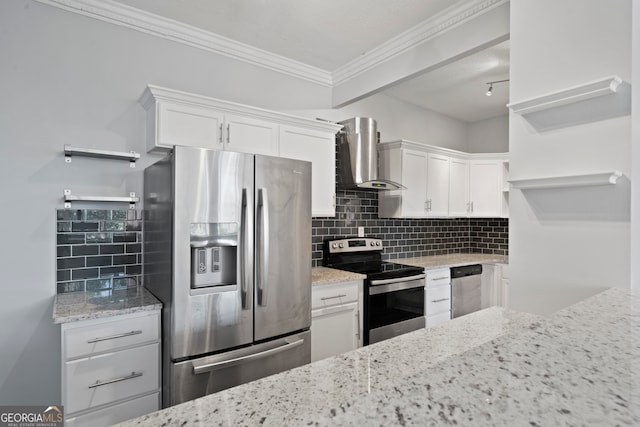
[485,79,509,96]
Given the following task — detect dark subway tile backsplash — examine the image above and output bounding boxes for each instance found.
[311,189,508,267]
[56,209,142,294]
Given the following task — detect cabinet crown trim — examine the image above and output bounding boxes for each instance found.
[139,85,342,133]
[380,140,507,160]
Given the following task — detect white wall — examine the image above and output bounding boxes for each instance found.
[288,93,469,152]
[0,0,332,405]
[466,115,509,153]
[631,0,640,291]
[508,0,632,314]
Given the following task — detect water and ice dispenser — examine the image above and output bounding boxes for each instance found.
[190,223,237,289]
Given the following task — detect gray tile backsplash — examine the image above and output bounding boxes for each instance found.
[311,189,509,267]
[55,192,509,290]
[56,209,142,294]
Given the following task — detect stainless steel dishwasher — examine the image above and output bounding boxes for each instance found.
[451,264,483,318]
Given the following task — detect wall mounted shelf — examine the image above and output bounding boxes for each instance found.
[507,76,631,131]
[63,190,139,209]
[508,171,623,190]
[64,145,140,167]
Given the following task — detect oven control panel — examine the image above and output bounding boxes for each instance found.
[325,238,383,254]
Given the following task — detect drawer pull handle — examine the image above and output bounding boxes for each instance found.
[431,277,449,281]
[88,371,142,389]
[320,294,347,301]
[432,298,450,303]
[87,330,143,343]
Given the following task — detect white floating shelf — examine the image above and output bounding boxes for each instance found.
[507,76,623,115]
[508,172,623,190]
[507,76,631,131]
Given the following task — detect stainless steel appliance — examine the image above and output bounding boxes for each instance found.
[144,146,312,407]
[324,238,425,345]
[451,264,483,318]
[336,117,403,190]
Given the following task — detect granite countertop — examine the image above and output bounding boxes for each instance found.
[311,253,507,286]
[53,286,162,324]
[311,266,366,286]
[118,286,640,426]
[400,253,508,270]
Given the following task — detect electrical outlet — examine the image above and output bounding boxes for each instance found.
[358,226,365,237]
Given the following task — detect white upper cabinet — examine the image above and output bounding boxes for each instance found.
[426,153,450,217]
[449,157,469,217]
[378,140,507,219]
[223,114,279,156]
[139,85,342,217]
[279,126,336,217]
[378,147,428,218]
[468,159,502,217]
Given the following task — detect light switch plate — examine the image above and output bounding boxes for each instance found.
[357,226,365,237]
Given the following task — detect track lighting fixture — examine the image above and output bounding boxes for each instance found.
[485,79,509,96]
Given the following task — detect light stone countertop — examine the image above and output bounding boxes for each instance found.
[118,287,640,426]
[311,266,366,286]
[399,253,508,270]
[53,286,162,324]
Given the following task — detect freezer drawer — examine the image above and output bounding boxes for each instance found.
[170,330,310,406]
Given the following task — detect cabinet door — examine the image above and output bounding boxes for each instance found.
[154,101,225,151]
[311,302,358,362]
[469,160,502,217]
[426,154,450,217]
[400,149,428,217]
[449,158,469,217]
[224,114,279,156]
[279,126,335,216]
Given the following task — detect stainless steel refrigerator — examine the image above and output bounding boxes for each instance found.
[144,146,312,407]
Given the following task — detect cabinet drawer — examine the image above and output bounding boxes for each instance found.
[64,343,159,414]
[426,311,451,328]
[426,269,450,288]
[65,392,159,427]
[63,312,160,359]
[312,282,359,309]
[425,284,451,315]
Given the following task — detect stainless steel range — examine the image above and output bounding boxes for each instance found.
[324,238,426,345]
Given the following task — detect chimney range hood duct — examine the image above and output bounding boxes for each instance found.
[336,117,404,190]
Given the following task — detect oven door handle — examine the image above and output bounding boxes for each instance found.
[369,274,426,296]
[369,274,425,286]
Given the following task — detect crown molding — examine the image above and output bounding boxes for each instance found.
[34,0,507,90]
[331,0,509,86]
[33,0,333,87]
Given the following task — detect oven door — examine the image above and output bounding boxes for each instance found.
[365,274,426,345]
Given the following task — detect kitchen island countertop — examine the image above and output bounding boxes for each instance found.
[118,286,640,426]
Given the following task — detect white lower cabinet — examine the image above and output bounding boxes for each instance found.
[311,280,362,362]
[425,268,451,327]
[61,310,161,426]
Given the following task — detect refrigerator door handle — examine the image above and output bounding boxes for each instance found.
[191,338,304,374]
[257,188,270,306]
[240,188,249,309]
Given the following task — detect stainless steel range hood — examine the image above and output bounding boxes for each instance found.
[336,117,404,190]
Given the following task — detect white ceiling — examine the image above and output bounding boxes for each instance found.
[113,0,509,122]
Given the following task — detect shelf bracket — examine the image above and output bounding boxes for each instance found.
[64,145,140,168]
[63,189,139,209]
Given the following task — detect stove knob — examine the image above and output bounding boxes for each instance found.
[331,243,337,249]
[376,241,381,246]
[370,241,375,246]
[338,243,344,248]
